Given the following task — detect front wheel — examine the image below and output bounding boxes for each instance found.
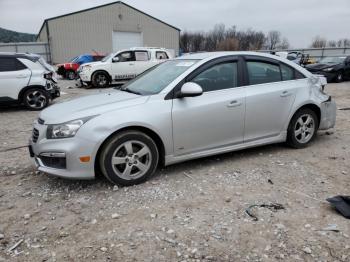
[99,131,159,186]
[66,70,76,80]
[92,72,110,88]
[287,109,318,148]
[23,88,50,111]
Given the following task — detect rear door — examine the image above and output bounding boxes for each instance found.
[172,58,246,156]
[111,51,136,81]
[243,56,299,142]
[134,50,153,75]
[0,57,31,100]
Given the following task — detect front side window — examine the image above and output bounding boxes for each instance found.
[116,51,135,62]
[135,51,150,61]
[192,62,238,92]
[247,61,281,85]
[0,57,26,72]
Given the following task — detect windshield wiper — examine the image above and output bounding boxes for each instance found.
[121,87,142,95]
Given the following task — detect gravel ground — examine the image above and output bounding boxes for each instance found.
[0,80,349,261]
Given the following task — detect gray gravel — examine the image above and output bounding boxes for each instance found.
[0,80,349,261]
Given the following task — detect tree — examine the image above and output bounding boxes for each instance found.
[217,38,239,51]
[265,30,281,50]
[278,37,290,49]
[310,36,327,48]
[328,40,337,47]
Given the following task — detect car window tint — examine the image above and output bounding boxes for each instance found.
[135,51,149,61]
[116,52,135,62]
[156,51,168,60]
[295,70,306,79]
[280,64,294,81]
[192,62,238,92]
[0,57,25,72]
[247,61,281,85]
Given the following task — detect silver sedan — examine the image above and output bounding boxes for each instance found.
[29,52,336,185]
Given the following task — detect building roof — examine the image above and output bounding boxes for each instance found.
[37,1,180,39]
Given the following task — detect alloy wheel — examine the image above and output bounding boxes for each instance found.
[294,114,315,144]
[26,90,47,109]
[111,140,152,180]
[96,74,107,86]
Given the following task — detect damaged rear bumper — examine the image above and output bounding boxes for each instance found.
[319,97,336,130]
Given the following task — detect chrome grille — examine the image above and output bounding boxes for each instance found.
[32,128,39,143]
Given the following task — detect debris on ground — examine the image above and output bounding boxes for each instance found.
[245,203,285,221]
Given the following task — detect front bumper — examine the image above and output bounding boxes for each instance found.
[78,72,91,83]
[319,98,336,130]
[46,80,60,99]
[29,122,96,179]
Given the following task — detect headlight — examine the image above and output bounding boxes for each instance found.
[46,116,97,139]
[323,67,334,72]
[82,65,92,71]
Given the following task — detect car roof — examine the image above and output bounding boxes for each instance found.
[176,51,287,60]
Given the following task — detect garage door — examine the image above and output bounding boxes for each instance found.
[112,31,143,52]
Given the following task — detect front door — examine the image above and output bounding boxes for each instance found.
[111,51,136,81]
[172,61,245,156]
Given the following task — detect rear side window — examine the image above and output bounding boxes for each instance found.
[135,51,150,61]
[247,61,281,85]
[0,57,26,72]
[156,51,168,60]
[280,64,294,81]
[192,62,238,92]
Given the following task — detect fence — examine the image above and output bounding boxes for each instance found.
[0,42,51,63]
[261,47,350,61]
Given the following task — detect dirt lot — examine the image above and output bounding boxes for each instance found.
[0,80,349,261]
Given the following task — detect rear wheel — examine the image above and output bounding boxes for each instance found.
[66,70,76,80]
[99,131,159,186]
[92,72,110,88]
[287,108,318,148]
[23,88,50,111]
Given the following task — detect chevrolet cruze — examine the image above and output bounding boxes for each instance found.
[29,52,336,186]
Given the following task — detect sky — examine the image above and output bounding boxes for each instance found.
[0,0,349,48]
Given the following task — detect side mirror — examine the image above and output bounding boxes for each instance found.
[112,57,119,63]
[177,82,203,98]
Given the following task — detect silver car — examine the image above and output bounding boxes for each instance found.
[29,52,336,186]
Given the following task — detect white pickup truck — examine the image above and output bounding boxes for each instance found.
[78,47,172,88]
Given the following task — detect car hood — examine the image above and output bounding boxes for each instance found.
[39,91,149,124]
[306,63,340,70]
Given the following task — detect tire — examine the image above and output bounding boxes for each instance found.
[335,72,343,83]
[287,108,319,148]
[92,71,110,88]
[99,131,159,186]
[23,88,50,111]
[65,70,76,80]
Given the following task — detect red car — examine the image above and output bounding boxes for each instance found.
[56,54,105,80]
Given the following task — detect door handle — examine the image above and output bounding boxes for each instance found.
[280,91,292,97]
[129,63,135,66]
[227,100,242,108]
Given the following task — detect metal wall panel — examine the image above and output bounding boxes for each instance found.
[43,3,179,63]
[0,42,51,62]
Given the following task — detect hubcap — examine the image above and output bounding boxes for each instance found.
[294,114,315,144]
[111,140,152,180]
[96,74,107,86]
[26,91,47,109]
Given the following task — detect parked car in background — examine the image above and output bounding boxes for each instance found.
[0,52,60,110]
[56,54,105,80]
[78,47,172,88]
[30,52,336,186]
[305,56,350,82]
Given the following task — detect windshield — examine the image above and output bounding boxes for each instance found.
[119,60,199,95]
[101,53,113,62]
[319,57,345,64]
